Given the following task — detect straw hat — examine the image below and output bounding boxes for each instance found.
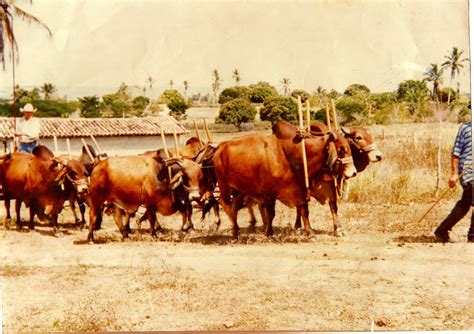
[20,103,37,113]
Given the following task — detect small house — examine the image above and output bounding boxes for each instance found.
[0,115,188,157]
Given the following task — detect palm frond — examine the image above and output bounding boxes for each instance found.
[12,5,51,36]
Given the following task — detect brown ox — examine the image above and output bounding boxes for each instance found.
[213,121,357,238]
[0,145,89,235]
[86,154,204,242]
[257,121,382,236]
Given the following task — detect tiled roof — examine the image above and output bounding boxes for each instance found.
[0,116,187,139]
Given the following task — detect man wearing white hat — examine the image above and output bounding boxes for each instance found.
[15,103,41,153]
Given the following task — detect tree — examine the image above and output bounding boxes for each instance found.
[248,81,278,103]
[397,80,430,102]
[169,80,174,90]
[78,95,101,118]
[183,80,189,101]
[344,83,370,96]
[41,82,56,100]
[0,1,51,68]
[314,86,327,107]
[216,98,257,128]
[259,96,298,123]
[218,86,251,104]
[280,78,291,96]
[442,47,469,105]
[232,69,241,85]
[160,89,189,119]
[423,64,444,102]
[211,69,221,103]
[146,76,154,91]
[290,89,311,103]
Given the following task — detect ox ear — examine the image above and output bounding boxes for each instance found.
[341,127,351,136]
[326,142,338,170]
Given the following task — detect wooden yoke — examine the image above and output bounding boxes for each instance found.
[305,100,311,130]
[297,96,310,190]
[325,103,332,131]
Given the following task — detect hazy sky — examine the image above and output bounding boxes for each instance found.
[0,0,470,98]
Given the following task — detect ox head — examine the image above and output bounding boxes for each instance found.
[164,157,204,203]
[325,131,357,179]
[341,127,383,167]
[54,159,89,199]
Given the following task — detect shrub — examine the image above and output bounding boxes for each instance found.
[160,89,189,119]
[218,86,251,104]
[248,82,278,103]
[335,96,368,123]
[344,83,371,96]
[216,98,257,129]
[397,80,430,102]
[290,89,311,103]
[440,87,459,103]
[259,96,298,123]
[79,96,102,118]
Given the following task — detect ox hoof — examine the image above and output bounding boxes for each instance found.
[54,231,64,238]
[248,225,256,234]
[334,229,345,237]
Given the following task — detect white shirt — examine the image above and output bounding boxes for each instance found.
[16,117,40,143]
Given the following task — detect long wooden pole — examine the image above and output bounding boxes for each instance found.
[203,119,212,143]
[53,136,59,155]
[66,138,72,160]
[160,130,173,181]
[331,99,338,130]
[297,96,309,189]
[417,167,471,225]
[305,100,311,130]
[325,103,332,131]
[90,135,103,155]
[80,138,95,162]
[193,120,204,148]
[172,129,180,157]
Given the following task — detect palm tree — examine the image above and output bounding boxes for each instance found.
[183,80,189,101]
[0,0,51,67]
[315,85,327,107]
[442,47,469,105]
[211,69,221,103]
[232,69,241,85]
[145,76,154,96]
[41,82,56,100]
[280,78,291,96]
[423,64,444,102]
[169,80,174,90]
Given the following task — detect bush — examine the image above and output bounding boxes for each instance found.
[160,89,189,119]
[248,82,278,103]
[216,98,257,129]
[218,86,251,104]
[290,89,311,103]
[397,80,430,102]
[259,96,298,123]
[344,83,370,96]
[440,87,459,103]
[335,96,368,123]
[79,96,102,118]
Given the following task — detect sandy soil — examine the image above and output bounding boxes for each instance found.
[1,198,473,332]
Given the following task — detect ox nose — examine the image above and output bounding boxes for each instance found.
[344,165,357,179]
[368,150,383,162]
[187,189,201,203]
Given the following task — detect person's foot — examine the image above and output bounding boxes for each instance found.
[434,230,450,243]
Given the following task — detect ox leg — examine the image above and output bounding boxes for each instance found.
[79,201,87,229]
[113,207,129,240]
[87,202,102,243]
[28,206,35,231]
[329,200,345,237]
[262,201,276,237]
[137,211,149,232]
[297,204,314,236]
[51,214,63,237]
[4,197,11,229]
[146,208,159,238]
[219,189,240,239]
[294,210,302,229]
[246,201,257,233]
[181,203,194,232]
[14,199,23,230]
[211,197,221,232]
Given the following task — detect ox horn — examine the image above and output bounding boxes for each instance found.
[80,138,95,162]
[203,119,212,143]
[297,96,310,190]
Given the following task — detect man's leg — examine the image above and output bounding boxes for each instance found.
[435,183,472,242]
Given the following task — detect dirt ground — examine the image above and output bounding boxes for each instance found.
[1,198,473,332]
